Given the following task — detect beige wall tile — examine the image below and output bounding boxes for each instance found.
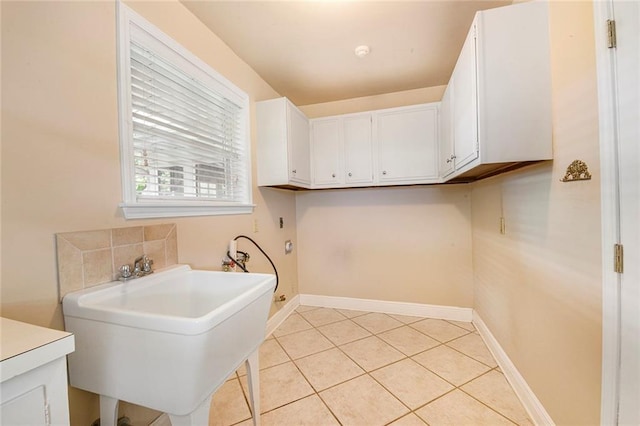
[113,243,144,272]
[144,223,175,241]
[82,249,113,286]
[144,240,166,270]
[56,236,83,300]
[112,226,143,246]
[59,229,111,251]
[166,225,178,265]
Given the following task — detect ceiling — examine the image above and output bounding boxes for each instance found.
[181,1,512,106]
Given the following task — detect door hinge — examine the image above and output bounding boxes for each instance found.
[607,20,617,48]
[614,243,624,273]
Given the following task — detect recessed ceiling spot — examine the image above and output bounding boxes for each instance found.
[354,45,370,58]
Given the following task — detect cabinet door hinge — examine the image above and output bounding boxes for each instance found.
[614,243,624,273]
[607,20,617,48]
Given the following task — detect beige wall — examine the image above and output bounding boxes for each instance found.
[296,89,474,309]
[296,185,474,307]
[1,1,296,425]
[471,2,602,424]
[299,86,446,118]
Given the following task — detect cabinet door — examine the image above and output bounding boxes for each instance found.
[452,22,479,170]
[439,83,455,178]
[343,114,373,185]
[287,104,311,185]
[1,386,47,425]
[377,105,439,183]
[311,118,342,186]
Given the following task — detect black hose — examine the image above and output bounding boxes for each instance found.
[228,235,279,293]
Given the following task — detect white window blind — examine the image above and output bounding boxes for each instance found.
[117,3,253,219]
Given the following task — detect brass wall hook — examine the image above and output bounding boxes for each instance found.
[561,160,592,182]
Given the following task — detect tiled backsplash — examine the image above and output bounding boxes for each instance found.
[56,224,178,300]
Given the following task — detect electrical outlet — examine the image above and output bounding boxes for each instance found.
[285,240,293,254]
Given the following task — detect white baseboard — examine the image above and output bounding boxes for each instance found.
[299,294,473,322]
[473,311,555,426]
[265,294,300,337]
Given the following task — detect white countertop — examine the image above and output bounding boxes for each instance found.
[1,317,74,382]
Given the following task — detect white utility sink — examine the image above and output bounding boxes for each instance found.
[63,264,276,426]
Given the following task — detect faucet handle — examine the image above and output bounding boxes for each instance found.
[142,257,154,273]
[119,264,133,280]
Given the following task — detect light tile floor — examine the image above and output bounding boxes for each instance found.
[208,306,532,426]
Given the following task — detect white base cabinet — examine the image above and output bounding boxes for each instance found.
[441,1,552,181]
[1,318,75,426]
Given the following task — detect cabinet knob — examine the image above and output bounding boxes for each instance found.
[451,155,457,160]
[292,169,297,174]
[348,172,352,177]
[332,173,336,178]
[382,171,387,176]
[446,159,451,164]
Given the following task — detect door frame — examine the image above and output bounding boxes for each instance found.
[593,0,635,423]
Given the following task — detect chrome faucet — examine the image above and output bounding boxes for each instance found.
[134,255,154,276]
[119,255,154,281]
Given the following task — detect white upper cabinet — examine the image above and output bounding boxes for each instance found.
[309,104,438,189]
[376,103,439,184]
[343,114,373,185]
[310,112,373,188]
[256,97,311,188]
[311,117,342,187]
[451,24,479,172]
[443,1,552,181]
[438,83,455,179]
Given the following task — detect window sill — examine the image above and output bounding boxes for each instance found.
[120,202,255,219]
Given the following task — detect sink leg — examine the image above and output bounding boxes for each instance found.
[245,349,261,426]
[99,396,119,426]
[167,394,212,426]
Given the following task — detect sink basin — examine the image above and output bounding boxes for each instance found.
[63,264,276,425]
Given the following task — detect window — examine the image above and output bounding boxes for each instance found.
[117,2,253,219]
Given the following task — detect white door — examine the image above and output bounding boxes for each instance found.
[614,2,639,424]
[595,1,640,424]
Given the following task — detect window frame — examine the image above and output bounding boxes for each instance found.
[116,2,254,219]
